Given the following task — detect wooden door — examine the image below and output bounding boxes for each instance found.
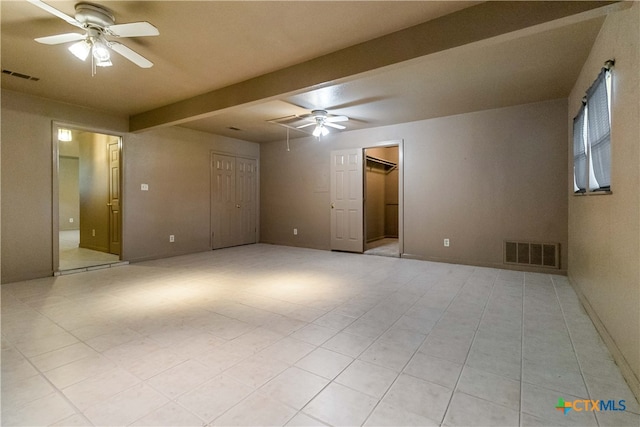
[107,142,121,255]
[330,149,363,253]
[211,154,257,249]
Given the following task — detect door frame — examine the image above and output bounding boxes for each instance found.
[209,150,260,249]
[51,121,124,272]
[363,139,404,256]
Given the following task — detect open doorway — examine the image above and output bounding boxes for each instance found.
[364,145,400,257]
[55,125,122,272]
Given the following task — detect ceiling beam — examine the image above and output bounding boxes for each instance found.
[129,1,623,132]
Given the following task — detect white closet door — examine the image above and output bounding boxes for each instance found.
[330,149,363,253]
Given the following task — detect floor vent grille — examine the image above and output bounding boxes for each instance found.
[504,240,559,269]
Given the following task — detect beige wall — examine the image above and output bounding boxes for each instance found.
[122,126,259,262]
[1,90,128,283]
[567,3,639,396]
[1,90,259,282]
[261,98,568,273]
[58,157,79,231]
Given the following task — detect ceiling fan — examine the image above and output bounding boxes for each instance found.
[27,0,159,75]
[296,110,349,137]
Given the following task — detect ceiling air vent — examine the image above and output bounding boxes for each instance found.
[2,69,40,81]
[504,240,559,269]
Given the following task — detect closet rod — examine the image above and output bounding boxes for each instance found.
[366,155,397,168]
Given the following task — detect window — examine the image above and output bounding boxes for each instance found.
[573,63,613,194]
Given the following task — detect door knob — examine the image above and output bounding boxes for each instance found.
[236,204,241,208]
[331,203,335,209]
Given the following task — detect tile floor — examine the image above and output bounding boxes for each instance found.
[59,230,121,271]
[2,244,638,426]
[364,238,399,258]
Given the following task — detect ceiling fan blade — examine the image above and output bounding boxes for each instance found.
[27,0,83,28]
[107,22,159,38]
[296,122,316,129]
[325,122,346,130]
[326,115,349,123]
[35,33,86,45]
[109,42,153,68]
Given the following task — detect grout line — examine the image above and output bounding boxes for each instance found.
[551,275,599,427]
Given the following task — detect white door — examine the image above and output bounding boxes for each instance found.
[211,154,257,249]
[236,157,257,245]
[330,149,363,253]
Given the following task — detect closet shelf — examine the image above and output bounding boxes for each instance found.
[366,155,397,173]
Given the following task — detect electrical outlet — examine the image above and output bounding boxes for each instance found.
[444,238,450,247]
[92,229,96,237]
[141,183,149,191]
[69,218,74,223]
[293,228,298,235]
[169,235,175,242]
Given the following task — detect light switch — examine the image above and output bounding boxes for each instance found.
[141,183,149,191]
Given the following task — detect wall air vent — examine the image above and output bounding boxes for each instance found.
[504,240,559,269]
[2,69,40,81]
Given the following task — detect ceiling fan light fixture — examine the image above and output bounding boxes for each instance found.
[96,58,112,67]
[68,39,91,61]
[313,124,329,137]
[58,128,73,142]
[91,39,110,62]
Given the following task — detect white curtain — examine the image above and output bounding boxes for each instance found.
[573,105,587,192]
[586,69,611,190]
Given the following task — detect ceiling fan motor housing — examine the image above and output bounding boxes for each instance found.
[75,2,115,28]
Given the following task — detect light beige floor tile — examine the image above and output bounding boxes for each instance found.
[83,383,169,426]
[42,354,117,389]
[29,342,99,372]
[583,374,640,414]
[258,336,316,365]
[1,354,39,384]
[225,354,289,388]
[445,391,521,427]
[404,351,463,389]
[212,391,297,426]
[118,347,188,380]
[521,382,598,426]
[228,327,284,353]
[285,412,328,426]
[13,331,79,358]
[130,401,204,426]
[313,311,356,330]
[2,392,77,426]
[169,332,227,359]
[455,366,521,410]
[295,347,353,379]
[147,359,219,399]
[50,413,93,426]
[465,347,522,380]
[1,374,55,410]
[322,331,375,358]
[62,367,140,410]
[84,328,141,352]
[260,367,329,410]
[291,324,340,346]
[335,359,398,398]
[177,374,254,422]
[364,401,440,426]
[303,382,378,426]
[359,339,417,372]
[382,373,452,423]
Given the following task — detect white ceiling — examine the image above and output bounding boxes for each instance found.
[1,1,613,143]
